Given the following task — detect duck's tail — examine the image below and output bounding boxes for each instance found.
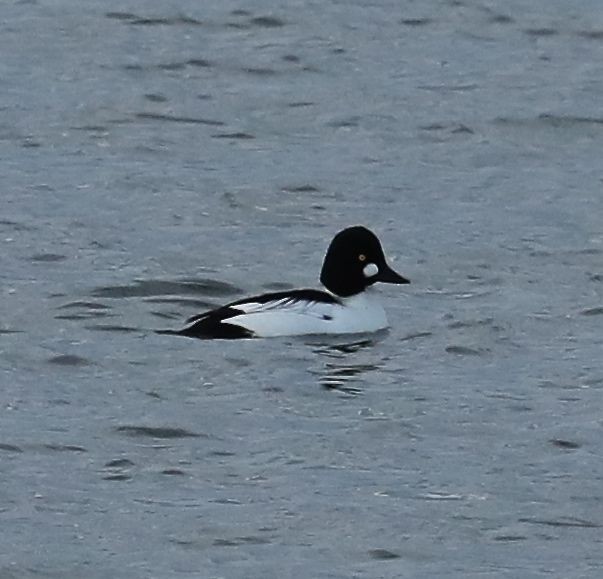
[154,329,188,337]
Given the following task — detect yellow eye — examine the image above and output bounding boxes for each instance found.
[358,254,366,262]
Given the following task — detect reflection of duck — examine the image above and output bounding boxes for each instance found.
[319,362,380,394]
[160,226,409,339]
[311,338,381,395]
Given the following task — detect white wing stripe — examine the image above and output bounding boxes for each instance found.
[235,297,327,316]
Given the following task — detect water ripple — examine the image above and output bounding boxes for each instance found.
[519,517,600,528]
[106,12,203,26]
[115,426,206,439]
[91,279,241,299]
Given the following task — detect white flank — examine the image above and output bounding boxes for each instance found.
[224,291,389,337]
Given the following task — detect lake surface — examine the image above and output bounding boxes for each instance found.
[2,0,603,577]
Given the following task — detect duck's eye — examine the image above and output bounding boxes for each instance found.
[358,254,366,262]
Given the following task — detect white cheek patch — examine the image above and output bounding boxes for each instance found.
[363,263,379,278]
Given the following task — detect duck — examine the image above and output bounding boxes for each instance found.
[160,226,409,339]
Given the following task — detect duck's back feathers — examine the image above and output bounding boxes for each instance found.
[173,289,340,339]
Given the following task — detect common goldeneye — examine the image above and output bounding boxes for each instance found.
[161,226,409,339]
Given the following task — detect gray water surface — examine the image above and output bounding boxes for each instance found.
[2,1,603,577]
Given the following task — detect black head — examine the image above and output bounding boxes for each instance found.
[319,226,410,297]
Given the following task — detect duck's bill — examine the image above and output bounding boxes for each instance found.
[376,264,410,284]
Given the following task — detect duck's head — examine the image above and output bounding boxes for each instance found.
[320,226,409,297]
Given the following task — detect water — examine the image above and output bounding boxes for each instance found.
[2,0,603,577]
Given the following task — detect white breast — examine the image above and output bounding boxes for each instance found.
[225,291,389,337]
